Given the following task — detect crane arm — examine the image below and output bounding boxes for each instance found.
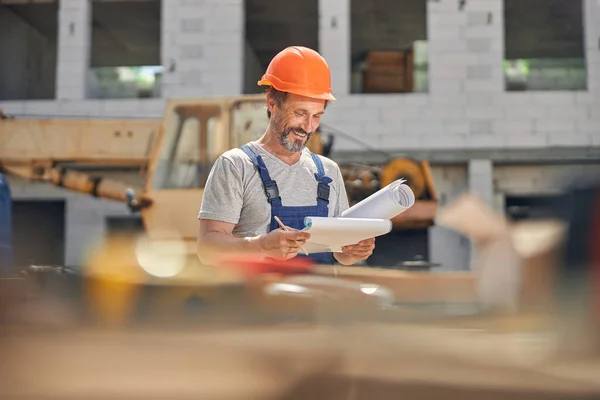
[0,114,158,210]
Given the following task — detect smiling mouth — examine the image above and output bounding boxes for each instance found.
[292,130,308,139]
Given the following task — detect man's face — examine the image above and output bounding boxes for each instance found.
[268,93,326,153]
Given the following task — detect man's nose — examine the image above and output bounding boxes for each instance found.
[301,116,314,133]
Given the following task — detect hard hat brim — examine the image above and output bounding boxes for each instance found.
[257,79,336,101]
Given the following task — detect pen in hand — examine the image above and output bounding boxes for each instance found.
[273,215,309,256]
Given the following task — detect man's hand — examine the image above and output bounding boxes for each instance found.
[198,220,310,265]
[257,229,310,260]
[335,237,375,265]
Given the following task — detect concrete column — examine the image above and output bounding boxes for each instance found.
[427,0,504,142]
[428,166,471,271]
[427,0,504,94]
[468,160,524,311]
[161,0,244,98]
[56,0,91,100]
[584,0,600,94]
[468,159,494,207]
[319,0,350,96]
[468,158,494,270]
[65,197,105,268]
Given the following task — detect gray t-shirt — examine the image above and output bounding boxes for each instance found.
[198,141,350,238]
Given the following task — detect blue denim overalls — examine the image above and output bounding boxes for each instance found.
[240,144,335,264]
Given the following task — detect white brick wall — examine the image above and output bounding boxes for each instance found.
[319,0,600,151]
[494,164,600,195]
[428,0,503,97]
[161,0,244,98]
[0,99,166,119]
[0,0,598,149]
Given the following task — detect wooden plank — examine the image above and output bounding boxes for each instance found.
[366,50,407,66]
[362,69,410,93]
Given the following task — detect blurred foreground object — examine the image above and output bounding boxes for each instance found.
[0,173,12,275]
[437,178,600,358]
[1,235,600,399]
[436,194,565,313]
[554,178,600,357]
[1,310,600,399]
[219,255,315,278]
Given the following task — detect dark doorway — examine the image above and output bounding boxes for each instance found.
[0,2,58,100]
[12,200,65,269]
[366,228,429,268]
[244,0,319,94]
[505,194,566,221]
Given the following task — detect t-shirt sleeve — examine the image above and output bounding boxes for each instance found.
[198,155,243,224]
[333,164,350,217]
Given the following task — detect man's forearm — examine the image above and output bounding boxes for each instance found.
[197,232,262,265]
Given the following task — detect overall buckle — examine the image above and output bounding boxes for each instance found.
[264,180,280,201]
[317,182,330,203]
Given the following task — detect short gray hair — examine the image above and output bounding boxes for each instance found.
[265,87,288,119]
[265,87,330,119]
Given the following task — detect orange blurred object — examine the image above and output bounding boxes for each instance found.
[219,255,314,278]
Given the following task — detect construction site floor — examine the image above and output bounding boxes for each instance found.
[1,320,599,400]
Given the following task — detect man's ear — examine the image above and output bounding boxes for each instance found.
[266,95,276,114]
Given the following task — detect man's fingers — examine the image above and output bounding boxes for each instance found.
[346,252,371,260]
[343,244,367,252]
[358,238,375,246]
[286,236,307,245]
[345,249,369,257]
[343,240,375,252]
[284,231,310,241]
[342,247,359,256]
[341,245,374,259]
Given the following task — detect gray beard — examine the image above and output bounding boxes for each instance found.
[278,128,312,153]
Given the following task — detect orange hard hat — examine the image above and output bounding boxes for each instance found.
[258,46,336,101]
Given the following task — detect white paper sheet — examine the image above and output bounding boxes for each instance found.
[301,217,392,254]
[341,178,415,220]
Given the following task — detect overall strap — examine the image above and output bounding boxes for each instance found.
[309,152,332,204]
[239,144,281,203]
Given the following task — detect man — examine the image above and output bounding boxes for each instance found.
[196,46,375,266]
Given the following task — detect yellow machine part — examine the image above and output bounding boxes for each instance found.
[379,158,426,199]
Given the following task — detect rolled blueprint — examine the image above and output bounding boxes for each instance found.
[341,178,415,220]
[302,217,392,253]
